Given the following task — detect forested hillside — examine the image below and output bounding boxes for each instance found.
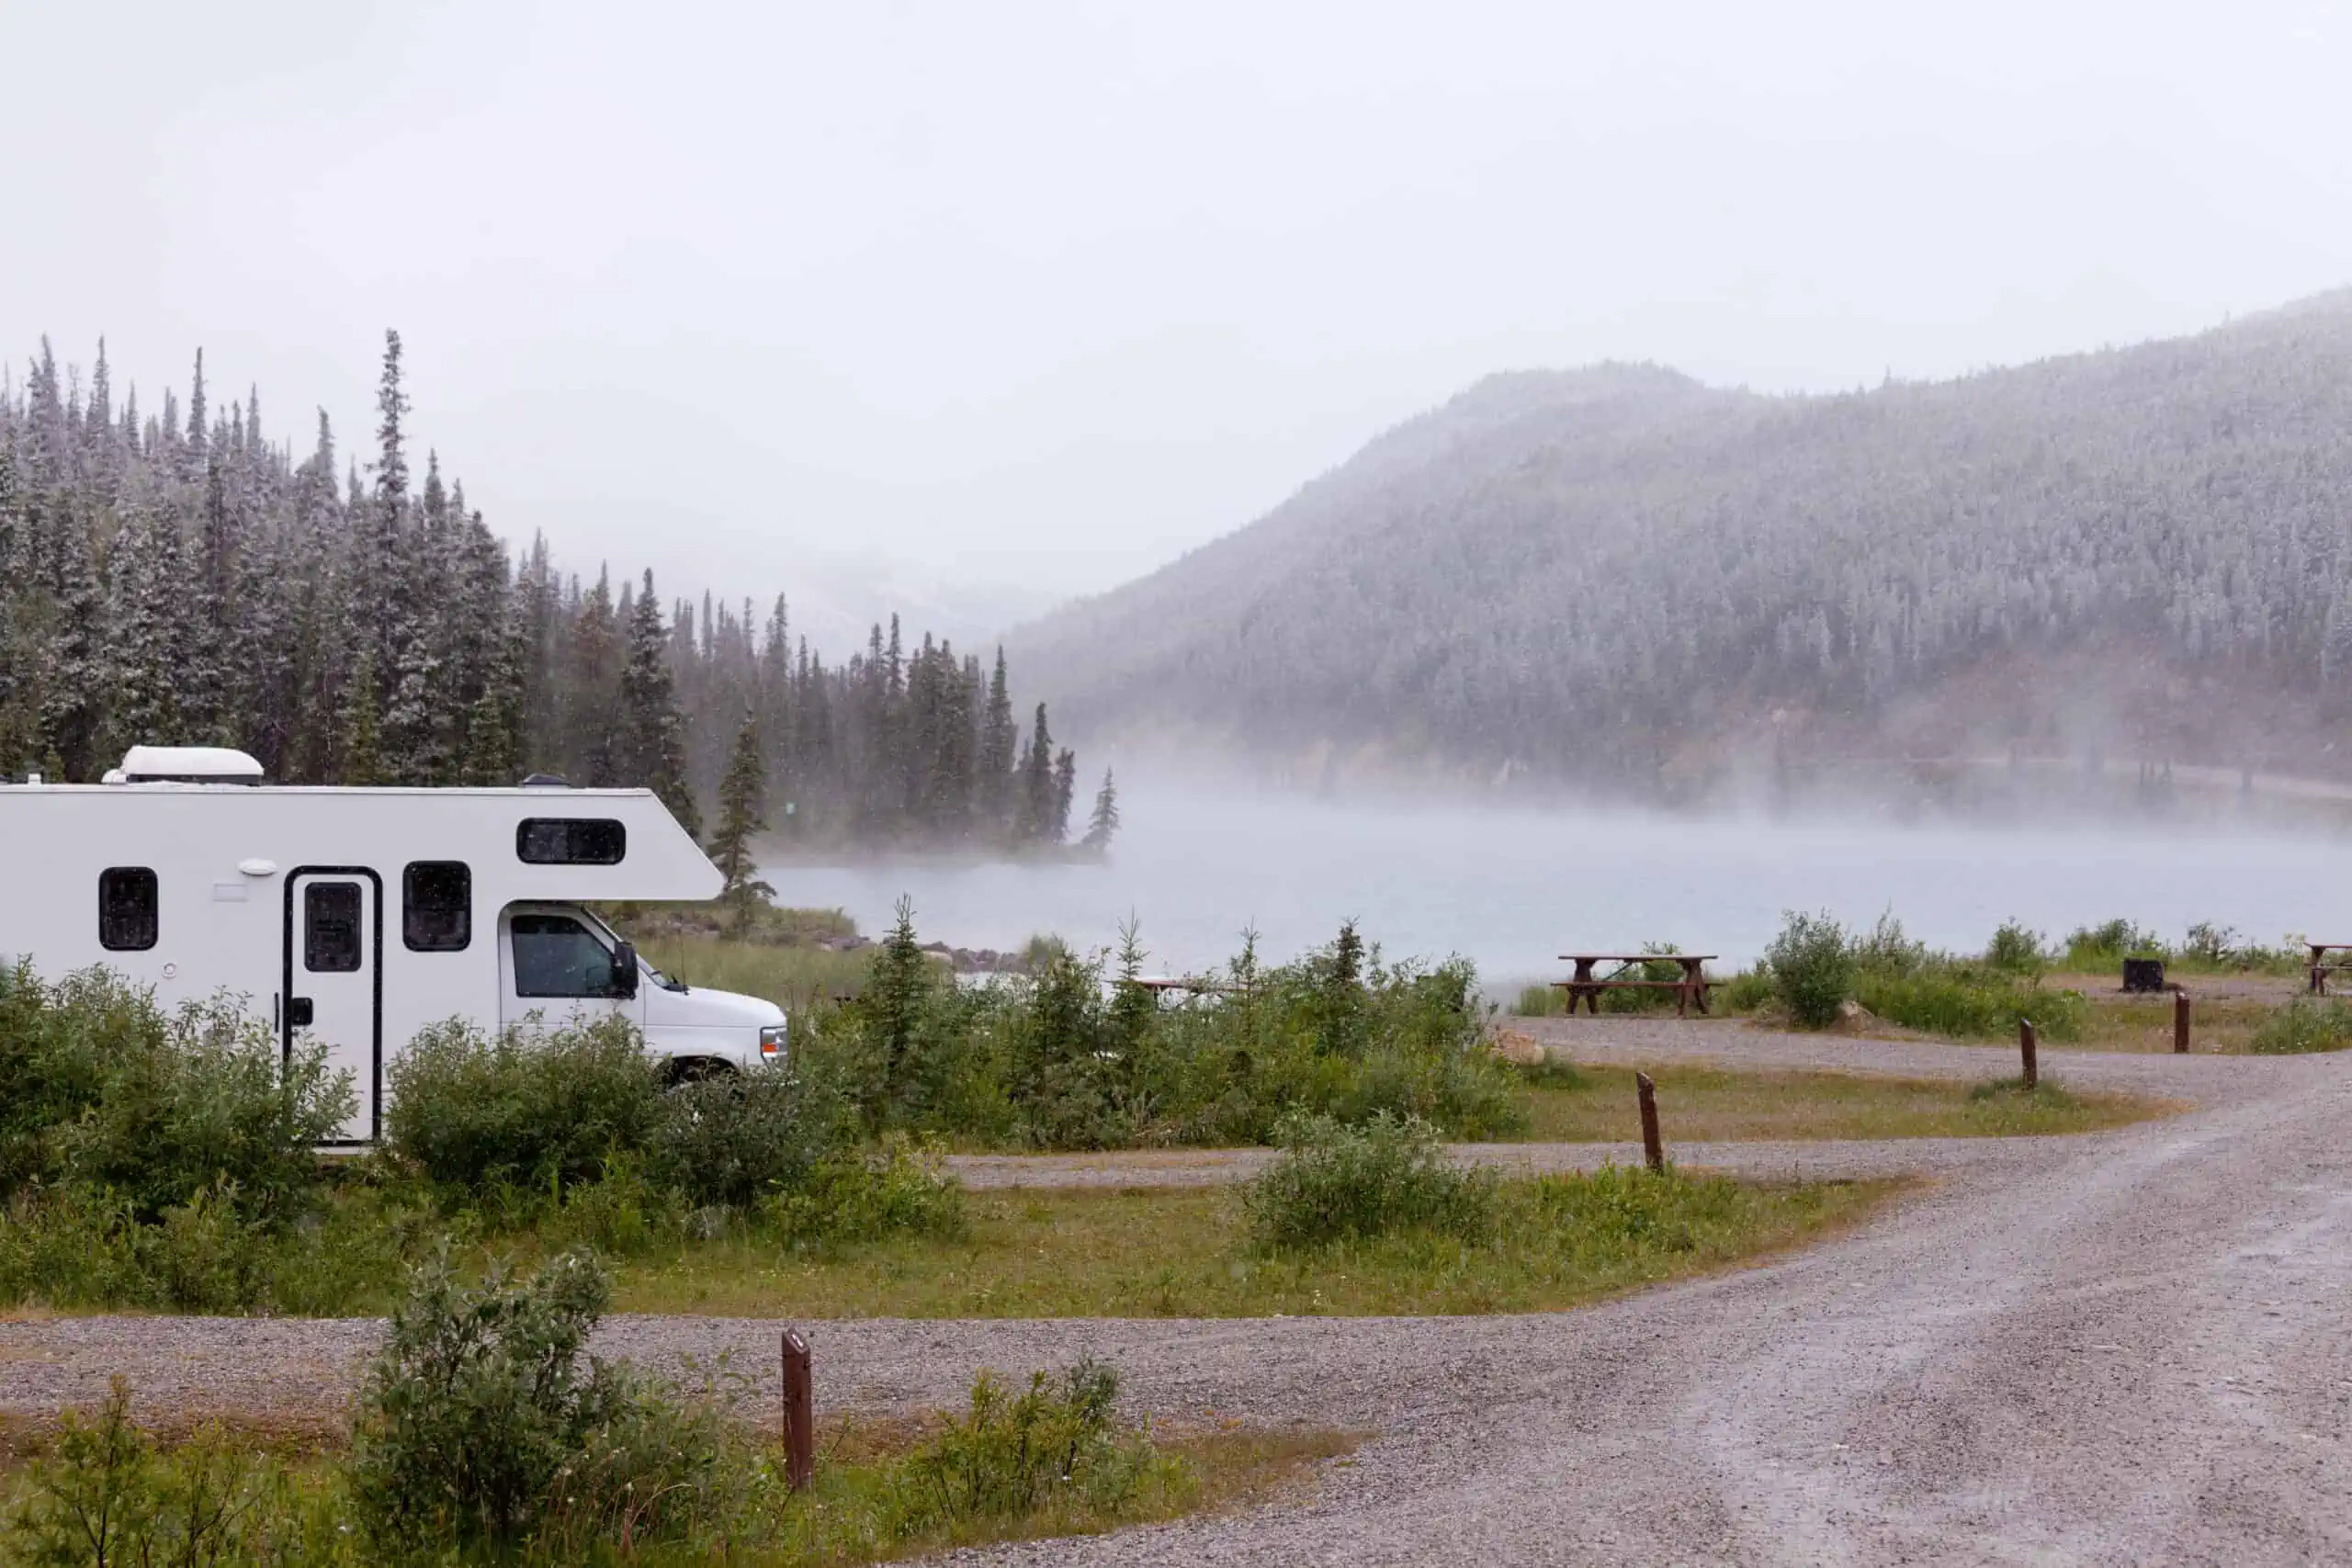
[1014,291,2352,797]
[0,333,1102,853]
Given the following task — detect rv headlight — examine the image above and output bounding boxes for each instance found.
[759,1023,787,1059]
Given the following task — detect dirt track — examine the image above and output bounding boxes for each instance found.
[5,1024,2348,1562]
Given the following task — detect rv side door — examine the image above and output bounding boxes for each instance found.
[285,870,381,1145]
[499,906,645,1036]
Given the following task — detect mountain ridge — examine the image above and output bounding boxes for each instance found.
[1011,289,2352,798]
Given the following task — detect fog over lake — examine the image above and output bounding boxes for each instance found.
[765,784,2347,985]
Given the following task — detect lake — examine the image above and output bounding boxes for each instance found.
[763,784,2349,986]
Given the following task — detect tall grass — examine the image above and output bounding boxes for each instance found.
[2246,998,2352,1054]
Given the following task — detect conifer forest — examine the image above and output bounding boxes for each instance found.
[0,332,1104,855]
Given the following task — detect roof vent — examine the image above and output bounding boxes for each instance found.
[118,746,265,785]
[520,773,572,788]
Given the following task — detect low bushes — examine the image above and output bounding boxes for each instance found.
[350,1249,725,1551]
[386,1016,662,1194]
[1746,911,2087,1041]
[1765,910,1854,1028]
[1853,967,2087,1042]
[1243,1111,1497,1250]
[804,911,1527,1151]
[2247,998,2352,1054]
[386,1020,963,1256]
[3,1257,1185,1566]
[0,964,368,1313]
[0,963,352,1223]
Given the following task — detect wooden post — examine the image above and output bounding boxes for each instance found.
[782,1329,814,1491]
[2018,1018,2038,1089]
[2175,990,2190,1055]
[1635,1071,1665,1173]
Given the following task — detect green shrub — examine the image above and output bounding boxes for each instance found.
[386,1017,662,1193]
[761,1135,966,1246]
[2247,998,2352,1055]
[1513,1055,1586,1091]
[2064,918,2162,966]
[1848,911,1928,976]
[896,1359,1154,1531]
[1243,1111,1496,1250]
[0,966,350,1223]
[1984,919,2048,976]
[349,1248,721,1551]
[650,1060,858,1210]
[3,1378,345,1567]
[1717,969,1775,1011]
[1765,910,1853,1029]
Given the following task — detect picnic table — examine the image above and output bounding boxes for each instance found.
[2308,943,2352,994]
[1553,953,1718,1017]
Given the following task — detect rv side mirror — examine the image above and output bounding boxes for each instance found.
[609,941,639,999]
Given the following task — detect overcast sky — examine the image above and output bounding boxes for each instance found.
[6,0,2351,638]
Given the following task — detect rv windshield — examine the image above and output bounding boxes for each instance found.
[578,907,687,994]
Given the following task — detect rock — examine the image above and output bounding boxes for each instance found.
[1487,1028,1547,1066]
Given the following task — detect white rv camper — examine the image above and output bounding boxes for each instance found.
[0,748,787,1144]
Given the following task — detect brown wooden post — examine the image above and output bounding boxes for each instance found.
[2018,1018,2038,1089]
[2175,990,2190,1055]
[782,1329,814,1491]
[1635,1072,1665,1173]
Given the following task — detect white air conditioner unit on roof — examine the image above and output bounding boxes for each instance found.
[116,746,266,785]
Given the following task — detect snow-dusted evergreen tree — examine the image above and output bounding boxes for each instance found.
[710,710,773,919]
[1082,768,1119,852]
[1049,748,1077,844]
[106,508,190,750]
[615,569,700,839]
[338,649,383,786]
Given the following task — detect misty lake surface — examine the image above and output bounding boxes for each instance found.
[766,784,2352,986]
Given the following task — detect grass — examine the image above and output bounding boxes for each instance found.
[637,933,878,1016]
[1518,1063,2166,1141]
[596,1174,1897,1318]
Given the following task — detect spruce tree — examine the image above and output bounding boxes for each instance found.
[1019,704,1054,843]
[1082,768,1120,852]
[338,649,382,785]
[710,710,774,922]
[1050,748,1077,843]
[616,569,700,838]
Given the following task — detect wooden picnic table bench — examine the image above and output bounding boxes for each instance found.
[2308,942,2352,994]
[1553,953,1719,1018]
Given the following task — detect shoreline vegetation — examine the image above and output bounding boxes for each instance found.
[1511,910,2341,1053]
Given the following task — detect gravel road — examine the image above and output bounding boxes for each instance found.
[5,1026,2347,1563]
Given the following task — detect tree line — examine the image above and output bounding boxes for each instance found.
[0,332,1116,855]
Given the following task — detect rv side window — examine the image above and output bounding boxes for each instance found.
[97,868,158,952]
[402,862,471,953]
[304,883,364,973]
[510,913,619,997]
[516,818,627,865]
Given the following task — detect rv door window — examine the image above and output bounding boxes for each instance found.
[510,913,621,997]
[97,867,159,952]
[515,818,627,865]
[402,862,471,952]
[304,883,364,973]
